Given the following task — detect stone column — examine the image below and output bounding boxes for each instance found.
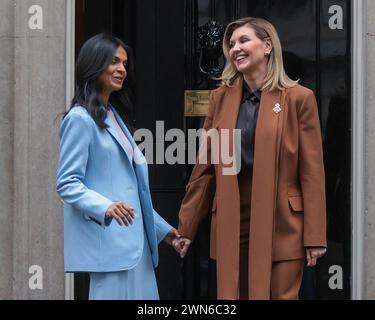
[11,0,67,299]
[0,0,15,300]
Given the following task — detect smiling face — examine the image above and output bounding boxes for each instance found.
[99,46,128,103]
[228,25,272,75]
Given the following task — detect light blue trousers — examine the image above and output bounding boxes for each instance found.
[88,236,159,300]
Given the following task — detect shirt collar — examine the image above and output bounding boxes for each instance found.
[242,82,261,103]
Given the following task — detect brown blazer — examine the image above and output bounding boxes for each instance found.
[178,77,327,300]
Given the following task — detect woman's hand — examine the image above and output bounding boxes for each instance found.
[173,236,191,258]
[105,201,135,226]
[164,228,181,246]
[164,228,192,258]
[306,248,327,267]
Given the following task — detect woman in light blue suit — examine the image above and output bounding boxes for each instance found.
[56,34,181,300]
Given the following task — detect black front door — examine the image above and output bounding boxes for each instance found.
[75,0,351,300]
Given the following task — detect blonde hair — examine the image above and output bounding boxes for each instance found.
[219,17,299,91]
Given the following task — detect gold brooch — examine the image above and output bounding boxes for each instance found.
[273,103,282,114]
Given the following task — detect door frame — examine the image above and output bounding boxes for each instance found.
[351,0,365,300]
[65,0,75,301]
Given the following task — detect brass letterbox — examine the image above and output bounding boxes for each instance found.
[184,90,211,117]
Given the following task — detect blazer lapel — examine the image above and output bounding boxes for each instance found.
[109,108,136,149]
[104,112,133,165]
[213,78,244,298]
[249,88,286,299]
[218,77,243,176]
[220,77,243,131]
[108,108,149,190]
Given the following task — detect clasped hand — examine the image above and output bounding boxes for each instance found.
[164,228,191,258]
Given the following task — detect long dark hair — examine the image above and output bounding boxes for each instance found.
[65,33,135,130]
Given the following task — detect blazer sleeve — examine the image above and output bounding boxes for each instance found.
[298,90,327,247]
[153,209,173,244]
[56,112,114,228]
[178,90,217,241]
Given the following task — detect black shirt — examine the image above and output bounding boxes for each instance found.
[236,83,261,173]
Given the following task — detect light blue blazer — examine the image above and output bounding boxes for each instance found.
[56,105,172,272]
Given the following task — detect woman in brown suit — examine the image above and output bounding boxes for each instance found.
[176,17,327,300]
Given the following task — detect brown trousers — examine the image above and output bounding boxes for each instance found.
[238,169,304,300]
